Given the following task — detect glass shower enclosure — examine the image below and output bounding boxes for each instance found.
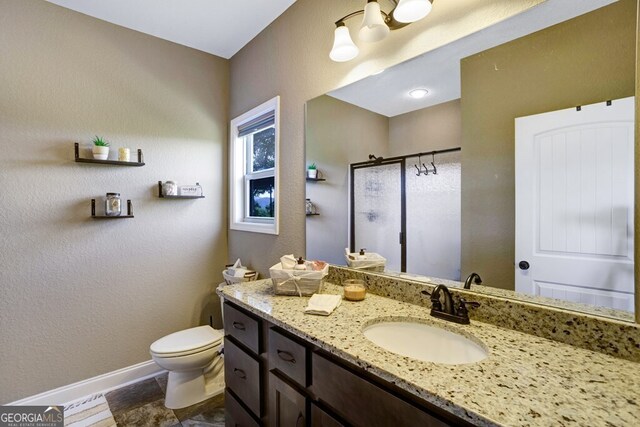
[350,150,461,280]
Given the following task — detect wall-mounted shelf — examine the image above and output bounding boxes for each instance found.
[91,199,134,219]
[75,143,145,166]
[306,177,326,182]
[157,181,205,199]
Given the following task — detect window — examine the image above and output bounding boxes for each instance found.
[230,96,280,234]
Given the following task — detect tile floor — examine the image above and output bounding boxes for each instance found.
[103,373,225,427]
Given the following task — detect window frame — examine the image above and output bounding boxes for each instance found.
[229,96,280,235]
[244,126,275,220]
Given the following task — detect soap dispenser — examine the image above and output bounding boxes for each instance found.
[294,257,307,270]
[357,249,367,260]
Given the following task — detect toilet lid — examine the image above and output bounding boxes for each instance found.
[150,326,223,356]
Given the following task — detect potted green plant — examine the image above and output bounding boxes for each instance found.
[92,136,110,160]
[307,163,318,179]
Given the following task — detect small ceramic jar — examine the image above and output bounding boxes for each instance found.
[163,181,178,196]
[105,193,121,216]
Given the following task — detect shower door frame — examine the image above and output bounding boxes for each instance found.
[350,158,407,272]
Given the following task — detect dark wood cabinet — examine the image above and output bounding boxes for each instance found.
[225,390,260,427]
[268,327,308,387]
[224,302,261,354]
[269,373,307,427]
[312,353,450,427]
[310,403,344,427]
[223,301,467,427]
[224,338,262,418]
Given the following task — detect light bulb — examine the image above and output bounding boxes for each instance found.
[394,0,432,23]
[330,25,359,62]
[359,1,390,43]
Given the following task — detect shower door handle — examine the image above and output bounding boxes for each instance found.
[399,231,404,244]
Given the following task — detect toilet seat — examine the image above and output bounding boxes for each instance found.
[150,326,223,358]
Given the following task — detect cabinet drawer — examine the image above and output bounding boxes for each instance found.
[224,302,260,354]
[225,390,260,427]
[224,338,262,418]
[312,353,450,427]
[269,327,308,387]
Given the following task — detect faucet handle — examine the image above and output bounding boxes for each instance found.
[420,289,440,310]
[457,298,480,318]
[421,289,444,311]
[459,298,480,308]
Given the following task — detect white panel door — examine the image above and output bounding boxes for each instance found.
[515,97,634,312]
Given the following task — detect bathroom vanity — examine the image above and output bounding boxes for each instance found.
[222,300,460,426]
[218,279,640,426]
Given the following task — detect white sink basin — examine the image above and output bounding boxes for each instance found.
[363,321,488,365]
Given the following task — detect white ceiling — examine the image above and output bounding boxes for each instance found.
[328,0,616,117]
[46,0,297,59]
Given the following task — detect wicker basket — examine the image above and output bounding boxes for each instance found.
[345,252,386,272]
[222,269,258,285]
[269,262,329,296]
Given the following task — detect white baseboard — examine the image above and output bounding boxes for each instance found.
[9,360,165,406]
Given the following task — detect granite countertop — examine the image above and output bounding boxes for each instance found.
[217,280,640,427]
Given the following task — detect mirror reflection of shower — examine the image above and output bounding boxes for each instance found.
[350,149,461,280]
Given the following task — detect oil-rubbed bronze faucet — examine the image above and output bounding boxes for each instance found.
[464,272,482,289]
[421,284,480,325]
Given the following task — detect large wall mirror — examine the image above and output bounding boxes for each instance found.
[305,0,637,322]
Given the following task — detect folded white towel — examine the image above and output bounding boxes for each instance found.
[304,294,342,316]
[280,254,297,270]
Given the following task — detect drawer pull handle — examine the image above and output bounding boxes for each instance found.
[277,350,296,364]
[296,412,304,427]
[232,321,246,331]
[233,368,246,379]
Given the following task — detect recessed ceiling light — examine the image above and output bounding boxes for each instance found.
[409,88,429,99]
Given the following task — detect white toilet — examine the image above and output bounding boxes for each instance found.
[150,325,225,409]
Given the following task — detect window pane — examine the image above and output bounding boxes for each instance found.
[252,127,275,172]
[249,177,275,218]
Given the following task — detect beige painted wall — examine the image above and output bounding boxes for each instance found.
[460,0,636,290]
[305,95,388,265]
[0,0,228,403]
[229,0,547,275]
[388,99,462,156]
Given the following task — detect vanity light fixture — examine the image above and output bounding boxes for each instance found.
[360,0,390,42]
[330,0,434,62]
[394,0,433,23]
[330,24,360,62]
[409,88,429,98]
